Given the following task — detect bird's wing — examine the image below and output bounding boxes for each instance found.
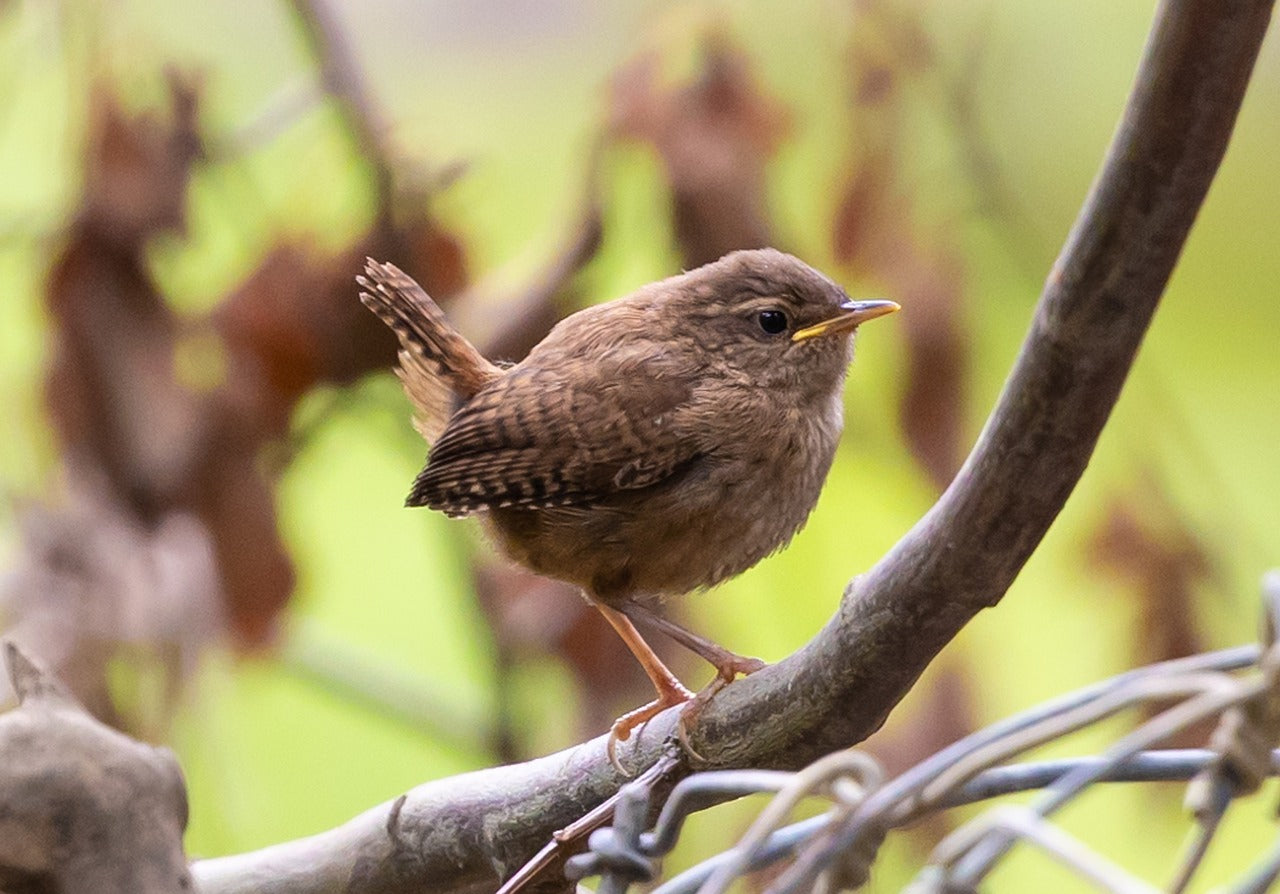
[409,361,701,515]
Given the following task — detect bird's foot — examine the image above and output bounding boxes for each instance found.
[613,600,767,684]
[676,657,770,761]
[714,654,767,683]
[607,682,695,775]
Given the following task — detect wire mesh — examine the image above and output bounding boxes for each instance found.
[564,573,1280,893]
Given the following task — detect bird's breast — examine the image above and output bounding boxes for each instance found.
[483,385,846,605]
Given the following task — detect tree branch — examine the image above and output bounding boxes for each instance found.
[286,0,396,213]
[191,1,1275,891]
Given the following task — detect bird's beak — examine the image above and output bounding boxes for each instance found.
[791,298,900,342]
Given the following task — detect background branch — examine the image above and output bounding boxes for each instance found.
[191,0,1275,891]
[286,0,396,214]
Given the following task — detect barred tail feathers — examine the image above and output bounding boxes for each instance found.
[358,259,500,444]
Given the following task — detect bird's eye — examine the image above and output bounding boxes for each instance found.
[757,309,788,335]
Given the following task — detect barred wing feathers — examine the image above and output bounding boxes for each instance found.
[410,364,700,515]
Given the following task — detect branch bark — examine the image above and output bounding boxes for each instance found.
[191,1,1275,891]
[0,643,190,893]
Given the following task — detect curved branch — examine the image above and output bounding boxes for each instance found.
[192,1,1275,891]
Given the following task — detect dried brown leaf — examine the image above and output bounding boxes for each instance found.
[1087,476,1218,748]
[1087,486,1214,669]
[832,4,968,489]
[862,660,977,849]
[610,35,789,266]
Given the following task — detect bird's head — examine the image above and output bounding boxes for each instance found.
[671,248,899,397]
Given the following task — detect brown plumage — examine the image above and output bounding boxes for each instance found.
[358,249,898,754]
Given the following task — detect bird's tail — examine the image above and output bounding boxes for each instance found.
[358,259,501,443]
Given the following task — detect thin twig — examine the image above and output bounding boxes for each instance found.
[285,0,395,213]
[496,745,685,894]
[277,619,497,754]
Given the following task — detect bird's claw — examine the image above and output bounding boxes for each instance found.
[606,684,695,775]
[678,659,768,761]
[717,655,766,682]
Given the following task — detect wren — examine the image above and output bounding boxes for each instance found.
[358,249,898,754]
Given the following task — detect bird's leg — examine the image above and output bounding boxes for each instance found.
[618,600,767,683]
[615,601,768,763]
[594,603,694,763]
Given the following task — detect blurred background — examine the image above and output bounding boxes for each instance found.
[1,0,1278,889]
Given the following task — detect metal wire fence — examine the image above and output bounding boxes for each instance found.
[566,573,1280,893]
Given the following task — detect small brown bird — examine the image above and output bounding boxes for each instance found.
[358,249,897,754]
